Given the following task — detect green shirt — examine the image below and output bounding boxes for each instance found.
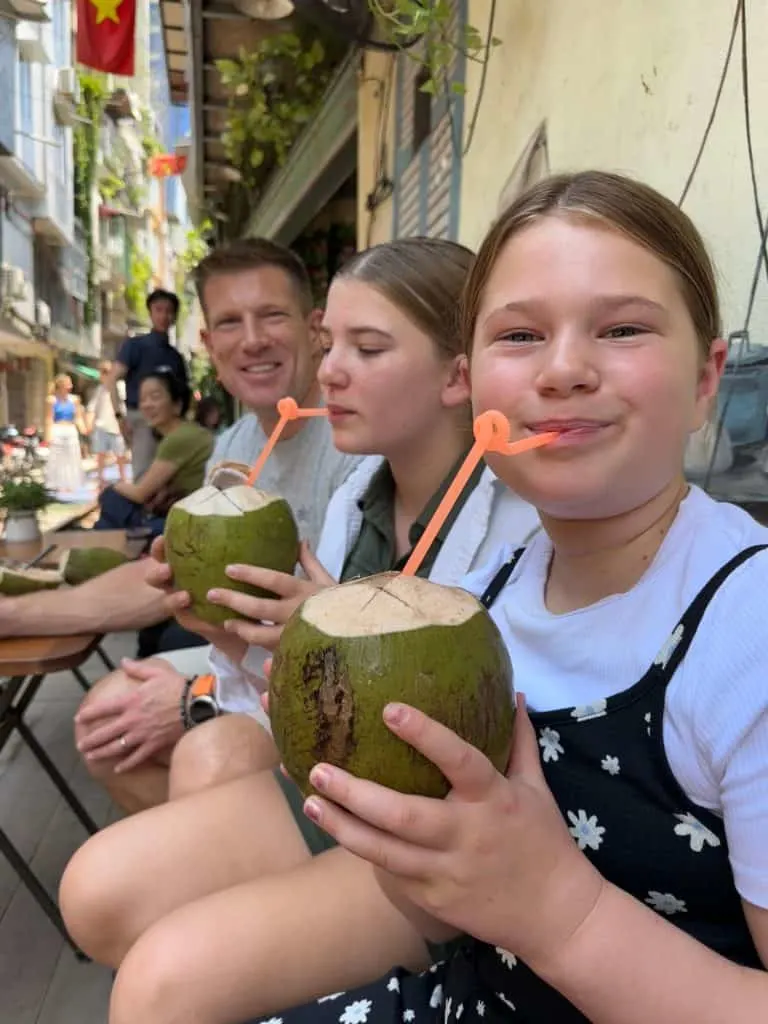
[156,422,214,497]
[340,450,485,583]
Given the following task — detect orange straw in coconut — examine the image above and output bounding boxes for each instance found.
[246,397,329,487]
[401,412,558,577]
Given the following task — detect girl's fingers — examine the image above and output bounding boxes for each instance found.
[307,763,454,850]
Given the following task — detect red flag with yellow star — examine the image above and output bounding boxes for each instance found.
[76,0,135,76]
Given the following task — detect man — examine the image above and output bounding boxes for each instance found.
[108,288,186,480]
[70,238,362,813]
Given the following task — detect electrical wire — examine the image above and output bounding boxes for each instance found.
[738,0,768,287]
[462,0,497,157]
[678,0,741,207]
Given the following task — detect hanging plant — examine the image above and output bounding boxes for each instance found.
[73,71,107,325]
[216,32,331,193]
[123,236,153,321]
[368,0,500,96]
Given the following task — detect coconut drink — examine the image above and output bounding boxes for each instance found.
[164,481,300,627]
[59,547,129,585]
[270,572,515,799]
[0,566,62,596]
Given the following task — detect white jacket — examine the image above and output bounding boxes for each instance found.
[211,455,540,716]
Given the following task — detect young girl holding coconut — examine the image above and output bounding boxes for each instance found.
[61,237,540,1023]
[232,170,768,1023]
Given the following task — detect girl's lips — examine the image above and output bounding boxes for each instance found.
[529,422,612,447]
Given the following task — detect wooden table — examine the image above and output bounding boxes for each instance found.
[0,528,143,568]
[0,632,108,958]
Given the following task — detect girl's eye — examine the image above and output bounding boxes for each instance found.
[358,348,383,357]
[497,330,541,344]
[604,324,646,339]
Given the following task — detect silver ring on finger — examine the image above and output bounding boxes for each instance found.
[120,735,128,749]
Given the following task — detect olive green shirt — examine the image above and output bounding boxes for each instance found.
[156,422,214,497]
[340,450,485,583]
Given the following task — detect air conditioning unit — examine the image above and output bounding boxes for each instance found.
[0,264,25,301]
[36,299,51,329]
[56,67,80,102]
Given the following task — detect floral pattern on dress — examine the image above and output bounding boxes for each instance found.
[673,812,721,852]
[538,727,564,763]
[645,890,687,915]
[567,809,606,850]
[601,755,620,776]
[653,624,684,669]
[495,947,517,969]
[570,698,607,722]
[340,1001,373,1024]
[496,993,516,1012]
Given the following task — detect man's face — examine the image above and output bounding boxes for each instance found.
[149,298,177,333]
[200,266,319,414]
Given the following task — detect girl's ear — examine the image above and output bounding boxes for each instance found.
[442,354,471,409]
[692,337,726,432]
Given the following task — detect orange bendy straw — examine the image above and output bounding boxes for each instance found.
[401,412,558,577]
[246,397,328,487]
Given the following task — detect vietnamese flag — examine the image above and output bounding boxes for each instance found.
[76,0,136,76]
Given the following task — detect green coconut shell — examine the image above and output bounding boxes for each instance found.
[60,547,130,586]
[270,572,515,799]
[164,483,300,627]
[0,566,63,596]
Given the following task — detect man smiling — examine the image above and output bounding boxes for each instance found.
[0,239,360,813]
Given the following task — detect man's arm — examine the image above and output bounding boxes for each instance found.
[104,359,128,417]
[0,559,172,638]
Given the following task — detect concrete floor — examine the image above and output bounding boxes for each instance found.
[0,631,136,1024]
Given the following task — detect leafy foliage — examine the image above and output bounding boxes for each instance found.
[73,71,108,325]
[216,32,331,193]
[369,0,500,96]
[0,455,52,511]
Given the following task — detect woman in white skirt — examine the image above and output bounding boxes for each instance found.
[45,373,85,496]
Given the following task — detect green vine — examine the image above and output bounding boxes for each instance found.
[174,219,212,335]
[123,235,153,321]
[368,0,500,96]
[216,32,330,193]
[73,71,107,325]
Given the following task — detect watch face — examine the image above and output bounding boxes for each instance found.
[189,696,218,725]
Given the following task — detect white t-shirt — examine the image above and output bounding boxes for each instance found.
[464,486,768,909]
[87,385,121,434]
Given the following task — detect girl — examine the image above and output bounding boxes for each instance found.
[44,373,85,495]
[87,360,128,491]
[229,171,768,1023]
[94,367,213,534]
[61,238,540,1024]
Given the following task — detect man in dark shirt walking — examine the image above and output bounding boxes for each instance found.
[107,289,188,480]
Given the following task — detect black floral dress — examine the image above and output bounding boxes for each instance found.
[247,545,766,1024]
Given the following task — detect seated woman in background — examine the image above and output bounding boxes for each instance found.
[94,368,212,535]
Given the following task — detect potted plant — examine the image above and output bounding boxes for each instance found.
[0,463,53,544]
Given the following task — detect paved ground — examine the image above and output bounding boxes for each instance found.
[0,631,136,1024]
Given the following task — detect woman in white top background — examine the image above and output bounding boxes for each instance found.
[87,360,128,491]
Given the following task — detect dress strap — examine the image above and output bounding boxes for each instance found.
[651,544,767,682]
[479,547,525,609]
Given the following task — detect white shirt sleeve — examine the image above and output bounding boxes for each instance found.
[674,551,768,908]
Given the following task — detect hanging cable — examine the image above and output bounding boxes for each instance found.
[678,0,741,207]
[738,0,768,286]
[462,0,497,157]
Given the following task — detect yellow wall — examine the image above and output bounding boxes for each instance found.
[460,0,768,338]
[357,51,398,249]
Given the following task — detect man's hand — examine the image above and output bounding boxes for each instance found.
[146,536,247,662]
[119,416,133,443]
[208,542,335,651]
[75,658,186,773]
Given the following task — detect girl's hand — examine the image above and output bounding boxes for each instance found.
[208,542,336,651]
[300,695,604,970]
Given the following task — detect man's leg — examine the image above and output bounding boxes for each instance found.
[75,645,212,814]
[76,668,173,813]
[0,558,172,639]
[126,409,156,481]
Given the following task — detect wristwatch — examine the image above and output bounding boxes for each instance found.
[181,674,219,728]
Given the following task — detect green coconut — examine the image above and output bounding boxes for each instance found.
[164,483,300,627]
[59,547,130,586]
[270,572,515,799]
[0,566,62,596]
